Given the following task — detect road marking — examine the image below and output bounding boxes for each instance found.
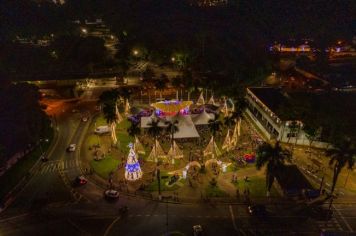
[0,213,29,223]
[334,206,354,232]
[229,205,239,233]
[103,216,121,236]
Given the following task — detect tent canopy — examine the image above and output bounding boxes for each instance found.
[192,109,215,125]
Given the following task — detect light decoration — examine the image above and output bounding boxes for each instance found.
[125,143,143,181]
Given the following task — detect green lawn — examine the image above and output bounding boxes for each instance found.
[90,155,120,179]
[116,119,134,153]
[205,185,229,197]
[145,172,184,192]
[96,115,108,126]
[0,130,53,199]
[233,176,279,197]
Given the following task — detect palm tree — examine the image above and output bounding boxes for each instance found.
[127,120,141,138]
[99,90,120,144]
[165,120,179,148]
[231,98,247,136]
[224,114,235,130]
[208,115,222,156]
[208,115,222,139]
[102,102,118,144]
[326,139,356,194]
[155,74,169,99]
[256,141,291,196]
[147,119,162,152]
[148,119,161,139]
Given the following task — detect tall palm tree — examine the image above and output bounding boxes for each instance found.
[102,102,118,144]
[224,114,235,130]
[147,119,162,151]
[155,74,168,99]
[326,139,356,194]
[165,120,179,148]
[208,115,222,139]
[208,115,222,156]
[99,90,120,144]
[127,120,141,138]
[231,98,247,136]
[148,119,161,139]
[256,141,291,196]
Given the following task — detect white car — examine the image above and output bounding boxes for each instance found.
[67,144,76,152]
[104,189,120,199]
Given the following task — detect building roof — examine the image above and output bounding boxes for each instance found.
[248,87,288,115]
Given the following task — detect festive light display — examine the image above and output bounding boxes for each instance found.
[125,143,143,181]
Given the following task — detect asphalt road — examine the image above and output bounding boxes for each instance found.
[1,86,356,236]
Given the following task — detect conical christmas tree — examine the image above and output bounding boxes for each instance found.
[125,143,143,181]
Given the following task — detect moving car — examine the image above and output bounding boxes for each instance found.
[67,144,76,152]
[104,189,120,200]
[248,204,267,218]
[193,225,203,236]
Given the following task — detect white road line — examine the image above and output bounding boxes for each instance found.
[229,205,239,233]
[103,216,121,236]
[334,207,353,232]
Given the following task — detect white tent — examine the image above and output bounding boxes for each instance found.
[134,136,145,155]
[222,129,232,151]
[196,91,205,105]
[147,139,167,162]
[141,113,200,139]
[192,109,215,126]
[167,140,184,159]
[203,136,221,158]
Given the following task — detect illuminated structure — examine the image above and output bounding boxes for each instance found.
[125,143,143,181]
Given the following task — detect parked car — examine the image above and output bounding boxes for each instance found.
[67,144,76,152]
[74,176,88,186]
[248,204,267,218]
[94,126,110,134]
[193,225,203,236]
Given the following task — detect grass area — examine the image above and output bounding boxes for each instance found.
[205,185,229,197]
[145,172,184,192]
[0,130,54,200]
[96,115,107,126]
[90,155,120,179]
[233,176,279,197]
[116,119,134,154]
[87,134,100,147]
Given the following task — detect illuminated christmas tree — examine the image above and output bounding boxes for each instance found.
[125,143,143,181]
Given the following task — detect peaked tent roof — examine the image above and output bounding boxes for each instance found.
[231,122,239,146]
[134,136,145,154]
[125,99,131,115]
[147,139,167,162]
[167,140,183,159]
[196,92,205,105]
[221,98,229,117]
[203,136,222,157]
[192,109,215,125]
[208,95,216,106]
[222,129,232,151]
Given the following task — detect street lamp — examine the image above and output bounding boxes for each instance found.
[81,28,88,34]
[171,57,176,62]
[133,50,139,56]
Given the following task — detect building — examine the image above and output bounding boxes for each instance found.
[245,87,330,148]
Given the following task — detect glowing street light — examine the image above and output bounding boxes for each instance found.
[81,28,88,34]
[133,50,139,56]
[171,57,176,62]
